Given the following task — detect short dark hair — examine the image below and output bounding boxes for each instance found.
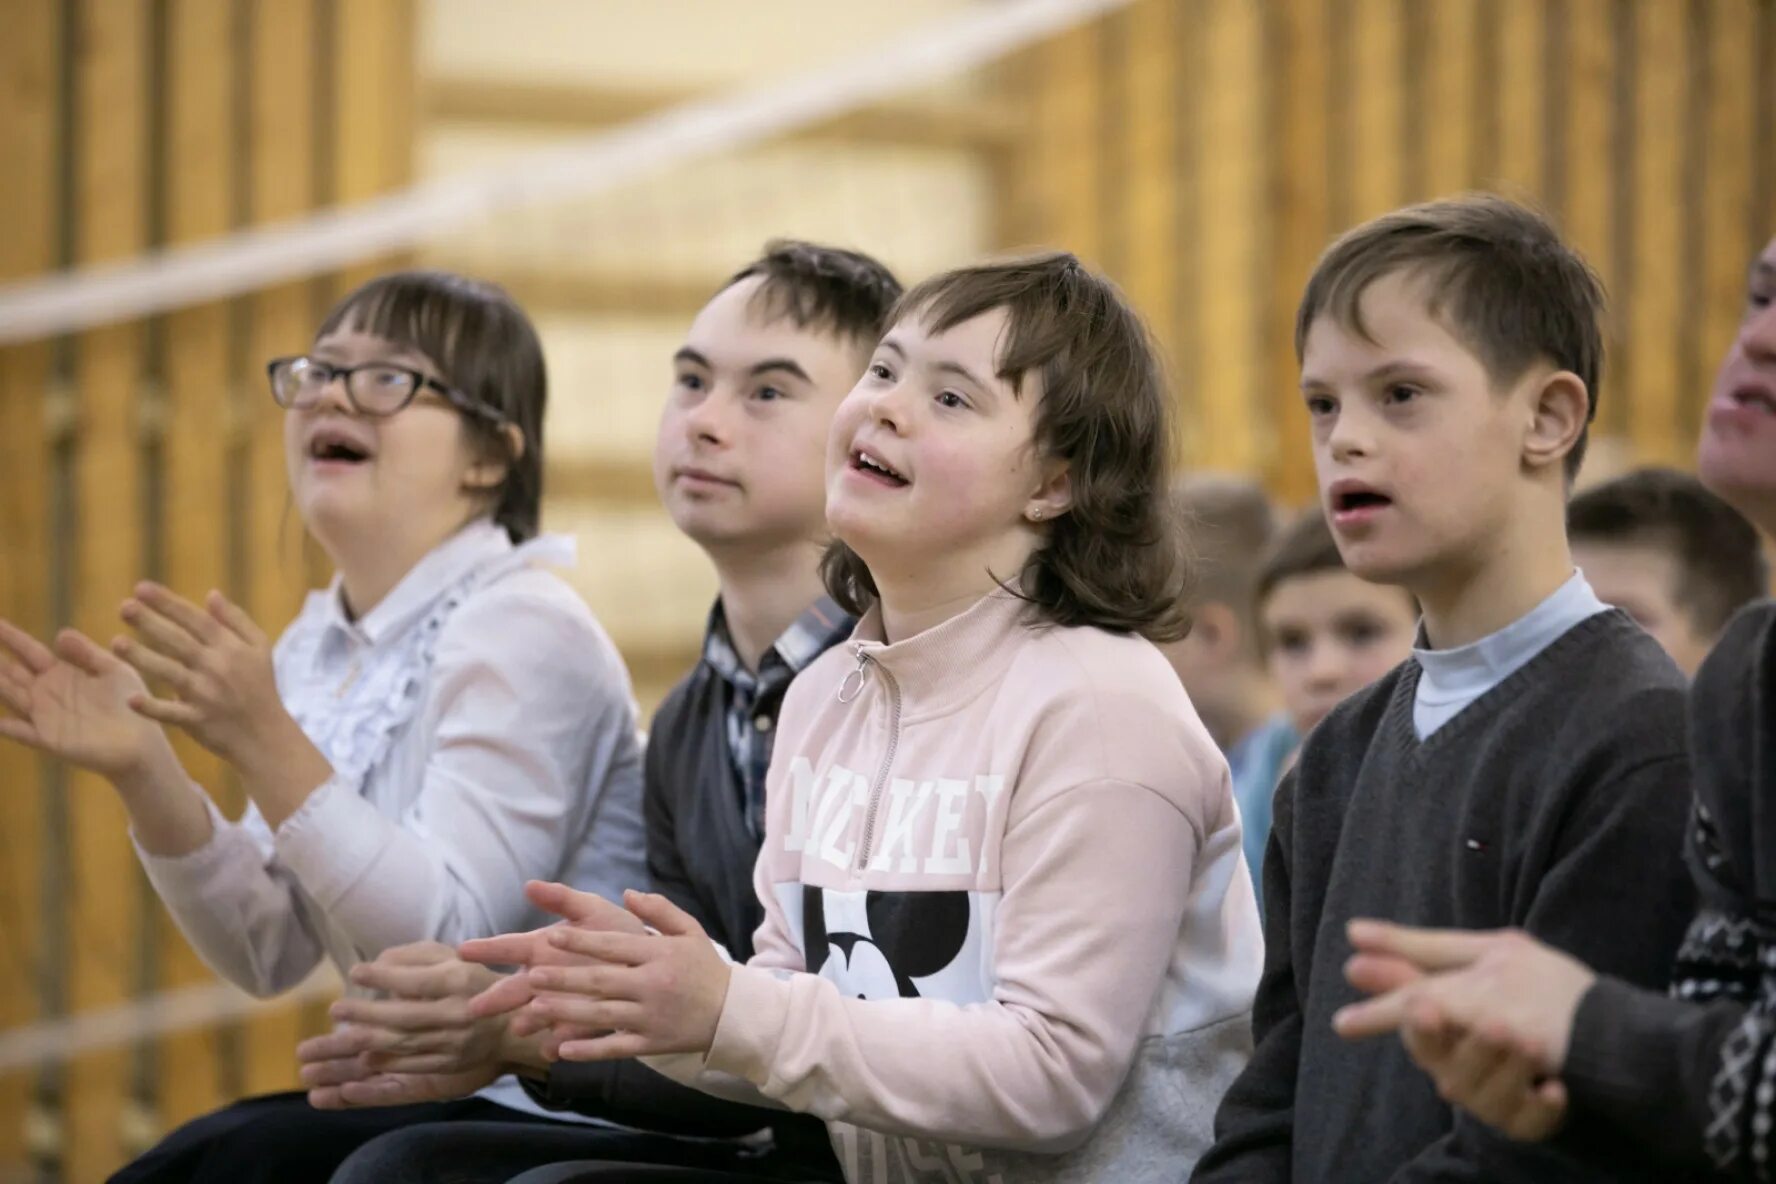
[1569,466,1769,637]
[1254,508,1349,612]
[1172,475,1277,651]
[317,270,546,542]
[822,252,1191,642]
[1296,193,1606,478]
[721,239,903,352]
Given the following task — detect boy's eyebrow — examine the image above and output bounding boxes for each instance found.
[878,337,906,358]
[1754,260,1776,281]
[749,357,812,383]
[1299,359,1438,390]
[673,346,710,368]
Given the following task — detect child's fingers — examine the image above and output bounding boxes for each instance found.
[0,619,57,674]
[525,881,647,935]
[623,889,702,938]
[53,628,119,678]
[1344,952,1422,997]
[0,718,43,747]
[205,591,267,646]
[527,992,644,1033]
[128,694,203,727]
[112,637,192,693]
[556,1032,652,1063]
[121,600,204,664]
[1346,920,1497,971]
[133,582,221,644]
[466,971,534,1018]
[297,1029,371,1063]
[545,927,654,966]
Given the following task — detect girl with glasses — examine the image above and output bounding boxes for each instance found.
[0,270,648,1183]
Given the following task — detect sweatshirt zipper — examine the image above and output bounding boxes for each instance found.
[839,651,902,871]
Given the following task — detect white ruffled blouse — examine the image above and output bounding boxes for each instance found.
[134,518,648,999]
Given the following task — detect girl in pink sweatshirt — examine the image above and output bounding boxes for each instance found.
[476,254,1264,1184]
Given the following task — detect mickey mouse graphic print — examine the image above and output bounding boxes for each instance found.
[643,591,1264,1184]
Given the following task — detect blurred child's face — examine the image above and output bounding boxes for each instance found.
[826,307,1056,586]
[283,327,493,559]
[1300,271,1552,590]
[1572,539,1714,676]
[1262,569,1418,736]
[1699,238,1776,536]
[654,277,867,554]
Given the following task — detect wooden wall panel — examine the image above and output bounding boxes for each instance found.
[1018,0,1776,499]
[0,0,61,1173]
[1625,0,1686,465]
[239,0,329,1104]
[65,3,150,1178]
[1192,0,1263,475]
[154,0,238,1133]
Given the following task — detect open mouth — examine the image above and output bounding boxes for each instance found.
[308,428,372,465]
[1730,384,1776,415]
[1332,487,1392,514]
[851,448,909,487]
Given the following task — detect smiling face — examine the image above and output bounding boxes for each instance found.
[1699,237,1776,535]
[825,306,1062,592]
[1299,270,1562,592]
[282,327,496,562]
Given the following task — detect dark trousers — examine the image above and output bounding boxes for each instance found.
[336,1120,830,1184]
[109,1089,836,1184]
[106,1091,556,1184]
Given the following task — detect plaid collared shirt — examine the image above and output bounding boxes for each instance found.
[702,596,854,839]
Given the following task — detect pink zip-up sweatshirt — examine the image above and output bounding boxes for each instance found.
[649,589,1262,1183]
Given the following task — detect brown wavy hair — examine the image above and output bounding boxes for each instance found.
[318,270,546,542]
[820,252,1191,642]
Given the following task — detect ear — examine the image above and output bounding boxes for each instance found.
[1191,601,1243,662]
[1522,370,1589,474]
[1022,460,1073,525]
[463,423,525,494]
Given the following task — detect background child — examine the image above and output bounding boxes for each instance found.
[0,271,648,1184]
[1233,508,1416,907]
[299,241,900,1184]
[1160,476,1292,900]
[1569,465,1768,675]
[469,253,1263,1184]
[1255,507,1418,747]
[1193,195,1695,1183]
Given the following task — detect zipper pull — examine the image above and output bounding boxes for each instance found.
[837,650,870,703]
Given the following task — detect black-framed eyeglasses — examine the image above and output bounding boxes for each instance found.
[266,356,507,426]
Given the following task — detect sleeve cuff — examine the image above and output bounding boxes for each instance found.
[1564,974,1709,1166]
[703,964,794,1085]
[270,777,392,909]
[132,792,249,893]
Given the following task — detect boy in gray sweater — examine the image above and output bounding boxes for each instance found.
[1192,195,1696,1183]
[1333,233,1776,1180]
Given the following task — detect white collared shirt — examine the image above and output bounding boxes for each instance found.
[135,518,648,998]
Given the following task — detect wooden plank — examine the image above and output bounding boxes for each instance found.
[150,0,238,1134]
[1117,0,1180,376]
[1700,0,1756,448]
[1424,0,1480,197]
[545,456,660,506]
[1032,23,1104,267]
[1560,0,1618,391]
[1347,0,1405,222]
[66,2,150,1178]
[1170,0,1206,466]
[1191,0,1263,475]
[1495,0,1547,196]
[239,0,321,1102]
[1265,0,1331,504]
[1625,0,1684,465]
[0,0,60,1174]
[330,0,415,294]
